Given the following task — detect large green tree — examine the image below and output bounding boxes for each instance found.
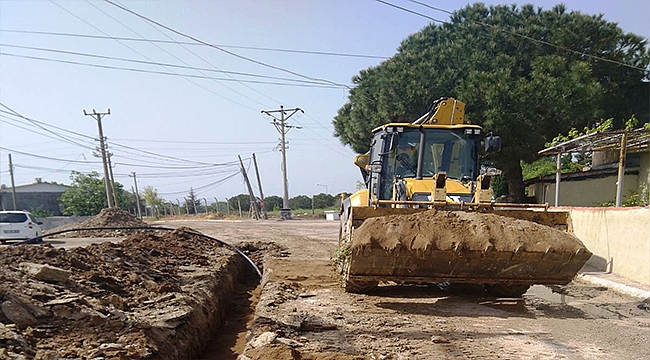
[333,3,649,201]
[59,171,129,215]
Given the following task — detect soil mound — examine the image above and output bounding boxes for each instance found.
[353,209,587,253]
[0,229,241,359]
[47,208,149,238]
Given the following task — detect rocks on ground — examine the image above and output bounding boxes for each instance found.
[0,228,275,359]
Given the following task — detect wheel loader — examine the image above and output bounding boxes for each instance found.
[337,97,591,296]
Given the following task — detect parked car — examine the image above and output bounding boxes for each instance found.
[0,211,43,244]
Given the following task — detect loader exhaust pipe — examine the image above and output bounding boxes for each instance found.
[416,126,426,180]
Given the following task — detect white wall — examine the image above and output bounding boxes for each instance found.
[569,207,650,285]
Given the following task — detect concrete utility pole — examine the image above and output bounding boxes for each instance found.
[8,154,17,210]
[238,155,261,220]
[84,108,113,208]
[106,151,119,207]
[252,153,267,219]
[261,105,303,219]
[316,183,329,194]
[129,172,142,219]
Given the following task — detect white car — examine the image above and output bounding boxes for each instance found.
[0,211,43,244]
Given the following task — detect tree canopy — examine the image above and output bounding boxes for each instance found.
[333,3,649,201]
[59,171,129,216]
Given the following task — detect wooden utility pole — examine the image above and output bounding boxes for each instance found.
[129,172,142,218]
[8,154,17,210]
[261,106,303,219]
[84,108,113,207]
[615,131,628,207]
[238,155,260,219]
[252,153,267,219]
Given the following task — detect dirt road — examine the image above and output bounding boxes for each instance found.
[153,218,650,360]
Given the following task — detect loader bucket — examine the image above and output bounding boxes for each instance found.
[339,206,591,295]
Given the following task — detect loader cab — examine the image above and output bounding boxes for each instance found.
[366,124,482,201]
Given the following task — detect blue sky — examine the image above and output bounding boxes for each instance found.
[1,0,648,204]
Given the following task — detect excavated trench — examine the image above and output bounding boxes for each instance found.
[0,226,272,359]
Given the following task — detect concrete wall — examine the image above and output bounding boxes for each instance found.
[528,173,639,206]
[0,191,65,215]
[569,207,650,285]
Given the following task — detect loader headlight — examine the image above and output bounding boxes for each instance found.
[365,164,382,173]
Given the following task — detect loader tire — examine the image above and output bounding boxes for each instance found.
[344,278,378,294]
[485,283,531,298]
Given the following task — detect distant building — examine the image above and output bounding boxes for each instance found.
[525,151,650,207]
[0,178,68,215]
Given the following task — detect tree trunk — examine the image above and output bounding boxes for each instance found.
[503,160,526,203]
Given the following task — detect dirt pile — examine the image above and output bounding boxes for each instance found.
[0,229,258,359]
[353,209,588,253]
[47,208,149,238]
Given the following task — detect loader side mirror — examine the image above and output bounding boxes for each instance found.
[485,135,501,152]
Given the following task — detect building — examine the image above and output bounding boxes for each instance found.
[527,129,650,207]
[0,178,68,215]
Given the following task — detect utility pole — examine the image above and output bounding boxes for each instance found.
[8,154,17,210]
[238,155,260,219]
[252,153,267,219]
[106,151,119,207]
[84,108,113,208]
[261,105,303,219]
[130,172,141,219]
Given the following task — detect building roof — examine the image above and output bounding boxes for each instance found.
[523,166,640,186]
[538,128,650,156]
[0,182,68,193]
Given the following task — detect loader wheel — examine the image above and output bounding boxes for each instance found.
[344,278,378,294]
[485,284,531,298]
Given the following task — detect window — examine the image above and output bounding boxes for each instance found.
[0,213,28,223]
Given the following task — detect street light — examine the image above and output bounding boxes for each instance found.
[316,183,328,194]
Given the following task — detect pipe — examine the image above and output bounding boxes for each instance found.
[11,226,262,280]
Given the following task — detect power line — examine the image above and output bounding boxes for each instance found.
[0,103,96,149]
[157,171,241,196]
[0,146,102,164]
[0,52,344,89]
[49,0,260,111]
[0,29,389,60]
[0,43,344,86]
[85,0,272,109]
[0,108,95,140]
[111,138,277,145]
[103,0,352,89]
